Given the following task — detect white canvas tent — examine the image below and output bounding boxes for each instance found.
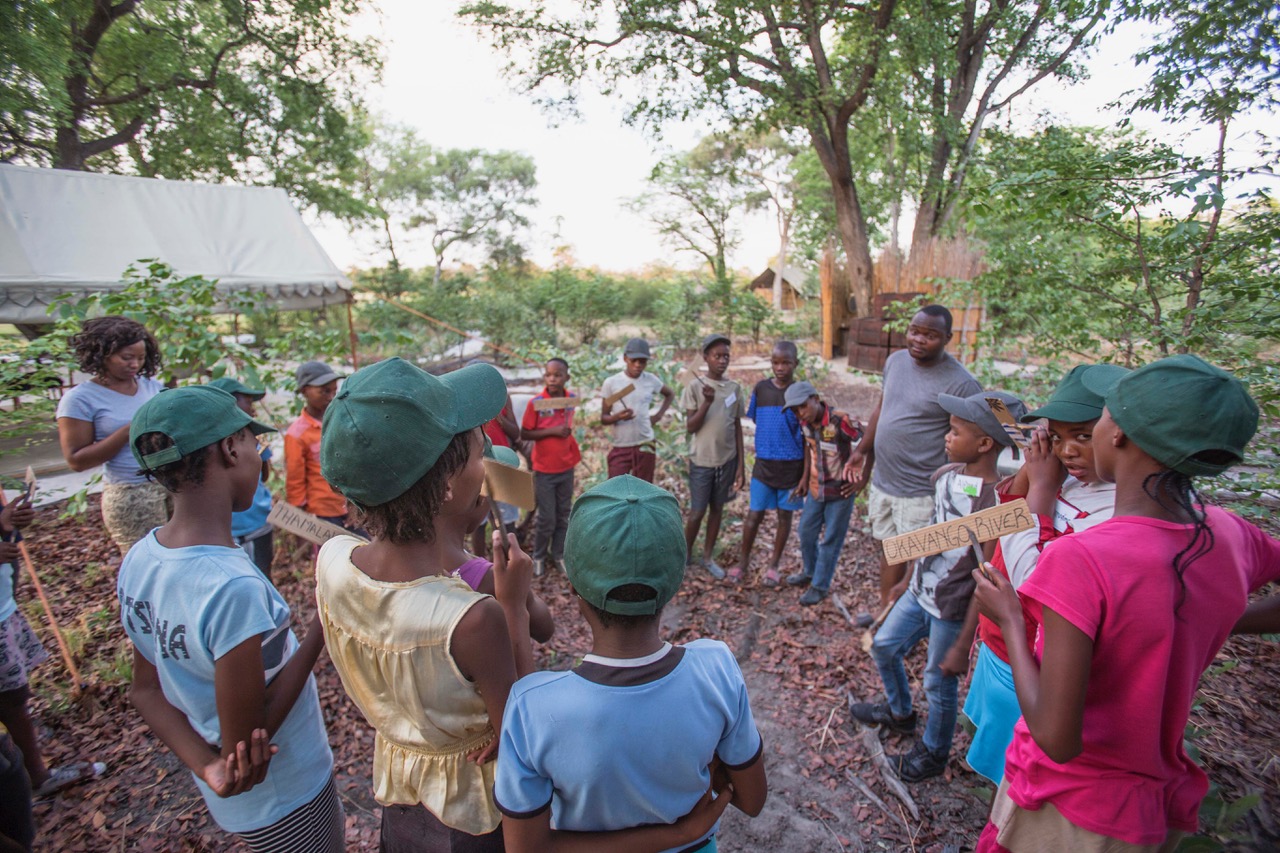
[0,164,351,326]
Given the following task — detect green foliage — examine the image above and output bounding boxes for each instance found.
[1179,704,1262,851]
[649,279,712,351]
[0,0,382,216]
[354,122,538,283]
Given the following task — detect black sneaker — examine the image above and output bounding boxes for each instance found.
[848,699,918,734]
[785,571,811,587]
[798,587,828,606]
[889,740,948,783]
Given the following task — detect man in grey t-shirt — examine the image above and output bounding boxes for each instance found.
[846,305,981,612]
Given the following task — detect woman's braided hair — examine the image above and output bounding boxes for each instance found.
[70,316,161,378]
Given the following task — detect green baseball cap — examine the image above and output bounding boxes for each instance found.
[564,476,686,616]
[321,357,508,506]
[130,386,275,472]
[1082,354,1258,477]
[208,376,266,399]
[483,440,521,468]
[1022,364,1130,423]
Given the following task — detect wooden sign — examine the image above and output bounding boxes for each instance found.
[532,395,577,412]
[602,382,635,409]
[881,498,1034,565]
[268,502,365,546]
[986,396,1031,448]
[481,458,535,511]
[675,367,703,387]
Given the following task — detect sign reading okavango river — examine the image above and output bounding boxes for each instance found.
[881,498,1035,565]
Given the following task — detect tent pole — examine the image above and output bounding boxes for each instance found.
[346,296,359,369]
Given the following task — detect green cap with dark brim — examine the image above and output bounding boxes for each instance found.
[1023,364,1130,424]
[1082,354,1258,477]
[130,386,275,472]
[564,476,686,616]
[208,377,266,399]
[321,358,507,507]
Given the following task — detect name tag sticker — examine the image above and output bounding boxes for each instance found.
[955,474,984,498]
[724,393,737,408]
[819,441,838,453]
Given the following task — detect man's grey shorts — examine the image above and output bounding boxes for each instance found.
[867,483,934,543]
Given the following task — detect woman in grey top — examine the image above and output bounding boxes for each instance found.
[56,316,168,554]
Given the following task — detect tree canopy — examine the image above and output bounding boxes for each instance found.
[0,0,381,215]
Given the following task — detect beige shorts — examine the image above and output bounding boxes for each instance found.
[101,481,172,555]
[990,778,1184,853]
[866,484,934,544]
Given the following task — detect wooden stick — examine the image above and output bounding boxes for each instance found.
[845,770,909,832]
[829,592,857,628]
[861,602,895,652]
[856,719,920,821]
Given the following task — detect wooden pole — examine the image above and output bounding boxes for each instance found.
[376,295,541,366]
[345,295,360,370]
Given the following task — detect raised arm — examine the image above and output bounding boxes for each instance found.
[57,417,130,472]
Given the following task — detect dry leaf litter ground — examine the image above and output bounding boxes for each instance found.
[15,359,1279,851]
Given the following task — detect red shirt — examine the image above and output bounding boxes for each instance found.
[484,404,514,448]
[521,389,582,474]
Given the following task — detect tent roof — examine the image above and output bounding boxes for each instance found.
[748,263,812,296]
[0,164,351,325]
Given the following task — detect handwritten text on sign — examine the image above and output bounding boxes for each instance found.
[268,502,366,546]
[881,498,1034,565]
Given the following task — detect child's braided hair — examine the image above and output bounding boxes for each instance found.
[1141,456,1233,616]
[70,316,161,378]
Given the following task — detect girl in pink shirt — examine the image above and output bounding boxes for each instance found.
[973,355,1280,852]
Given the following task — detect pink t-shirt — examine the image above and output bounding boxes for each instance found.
[1003,507,1280,845]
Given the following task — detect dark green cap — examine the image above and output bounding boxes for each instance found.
[320,357,507,506]
[1082,354,1258,477]
[564,476,686,616]
[208,376,266,399]
[483,439,521,468]
[1022,364,1130,423]
[130,386,275,472]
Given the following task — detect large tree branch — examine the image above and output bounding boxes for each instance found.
[79,115,145,158]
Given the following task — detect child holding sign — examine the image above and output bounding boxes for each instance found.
[961,364,1125,786]
[600,338,674,483]
[850,391,1026,783]
[316,358,534,852]
[974,357,1280,851]
[521,357,581,576]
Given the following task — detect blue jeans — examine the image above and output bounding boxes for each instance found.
[798,494,855,593]
[870,589,964,755]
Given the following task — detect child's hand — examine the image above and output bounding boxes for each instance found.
[555,424,572,438]
[203,729,277,797]
[467,738,499,765]
[972,567,1022,631]
[617,407,635,422]
[939,643,970,678]
[1022,426,1066,490]
[674,784,734,842]
[0,494,34,534]
[491,531,532,607]
[842,455,869,492]
[700,383,715,404]
[790,480,809,501]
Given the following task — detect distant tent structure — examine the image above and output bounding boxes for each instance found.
[0,164,351,332]
[747,264,811,310]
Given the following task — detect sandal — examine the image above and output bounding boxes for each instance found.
[725,566,744,584]
[33,761,106,798]
[762,568,781,588]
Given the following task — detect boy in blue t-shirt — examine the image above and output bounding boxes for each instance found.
[209,378,275,580]
[732,341,805,587]
[496,476,767,851]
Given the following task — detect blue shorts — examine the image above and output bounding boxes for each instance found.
[749,478,804,512]
[963,643,1021,785]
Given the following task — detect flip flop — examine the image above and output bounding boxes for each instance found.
[762,568,781,588]
[33,761,106,798]
[726,566,744,584]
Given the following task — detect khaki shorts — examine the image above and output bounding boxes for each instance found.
[866,484,934,544]
[990,778,1184,853]
[101,481,172,555]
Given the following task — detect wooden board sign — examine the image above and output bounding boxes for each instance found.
[985,396,1031,448]
[602,382,635,409]
[481,458,535,511]
[881,498,1034,565]
[23,465,36,502]
[532,395,578,412]
[268,502,365,546]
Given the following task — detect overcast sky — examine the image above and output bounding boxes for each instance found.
[308,3,1272,276]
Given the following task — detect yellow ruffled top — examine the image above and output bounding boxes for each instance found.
[315,536,500,835]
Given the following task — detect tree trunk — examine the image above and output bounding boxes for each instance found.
[808,126,874,318]
[774,226,789,311]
